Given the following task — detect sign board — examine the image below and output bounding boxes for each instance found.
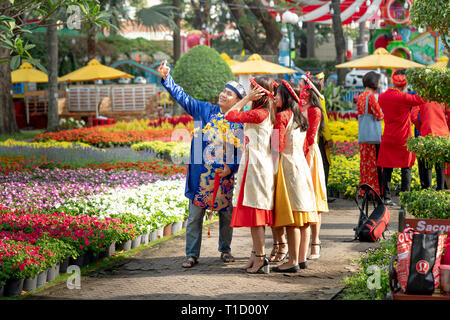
[404,218,450,235]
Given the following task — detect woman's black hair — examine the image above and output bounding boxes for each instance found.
[250,76,276,125]
[362,71,381,91]
[301,76,325,134]
[277,83,308,132]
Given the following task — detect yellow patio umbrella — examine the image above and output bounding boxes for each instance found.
[335,48,425,69]
[59,59,134,82]
[11,62,56,126]
[220,53,240,67]
[427,56,449,69]
[11,62,49,83]
[230,53,298,75]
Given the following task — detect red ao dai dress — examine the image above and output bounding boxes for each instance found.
[225,108,275,227]
[273,109,318,227]
[303,106,329,213]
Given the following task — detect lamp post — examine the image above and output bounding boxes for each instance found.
[281,11,299,69]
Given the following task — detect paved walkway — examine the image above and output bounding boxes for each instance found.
[26,198,400,300]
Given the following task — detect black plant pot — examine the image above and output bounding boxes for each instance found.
[47,263,60,282]
[116,240,132,252]
[83,252,91,266]
[23,275,37,292]
[131,235,142,249]
[106,242,116,257]
[0,284,4,298]
[4,278,24,297]
[89,251,100,263]
[59,258,70,273]
[36,270,48,288]
[69,253,86,268]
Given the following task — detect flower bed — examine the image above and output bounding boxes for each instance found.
[343,233,397,300]
[328,154,422,198]
[0,139,97,150]
[131,141,190,163]
[328,120,359,142]
[148,115,193,128]
[0,152,187,176]
[56,179,188,234]
[328,111,358,121]
[0,208,134,287]
[85,160,187,176]
[330,141,359,158]
[0,168,177,211]
[34,123,194,148]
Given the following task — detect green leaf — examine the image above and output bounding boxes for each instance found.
[25,58,47,73]
[10,55,20,70]
[24,43,35,51]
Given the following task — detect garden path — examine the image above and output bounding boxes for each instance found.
[25,198,400,300]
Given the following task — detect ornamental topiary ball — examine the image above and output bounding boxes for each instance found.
[172,45,234,103]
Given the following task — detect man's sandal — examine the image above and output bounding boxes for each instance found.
[220,252,235,263]
[182,257,198,268]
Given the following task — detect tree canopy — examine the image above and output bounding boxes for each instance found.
[172,45,233,103]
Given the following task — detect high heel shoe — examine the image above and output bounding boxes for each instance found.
[246,254,270,274]
[307,243,321,260]
[242,251,256,269]
[269,243,288,263]
[298,261,308,269]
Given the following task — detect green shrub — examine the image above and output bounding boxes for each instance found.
[399,189,450,219]
[406,135,450,169]
[405,68,450,105]
[343,233,397,300]
[323,82,354,111]
[172,45,234,103]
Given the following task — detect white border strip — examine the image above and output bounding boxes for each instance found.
[319,0,366,23]
[356,0,383,23]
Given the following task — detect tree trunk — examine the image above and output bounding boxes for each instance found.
[87,23,97,60]
[306,22,315,58]
[331,0,346,85]
[224,0,281,55]
[246,0,282,56]
[356,22,365,56]
[0,46,18,134]
[46,19,59,132]
[190,0,211,30]
[173,0,181,63]
[224,0,259,53]
[300,23,307,58]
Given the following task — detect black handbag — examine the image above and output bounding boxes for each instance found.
[405,232,439,295]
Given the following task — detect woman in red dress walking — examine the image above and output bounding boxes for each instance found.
[357,71,384,196]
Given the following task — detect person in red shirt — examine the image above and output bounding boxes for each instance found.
[377,70,425,206]
[411,101,449,190]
